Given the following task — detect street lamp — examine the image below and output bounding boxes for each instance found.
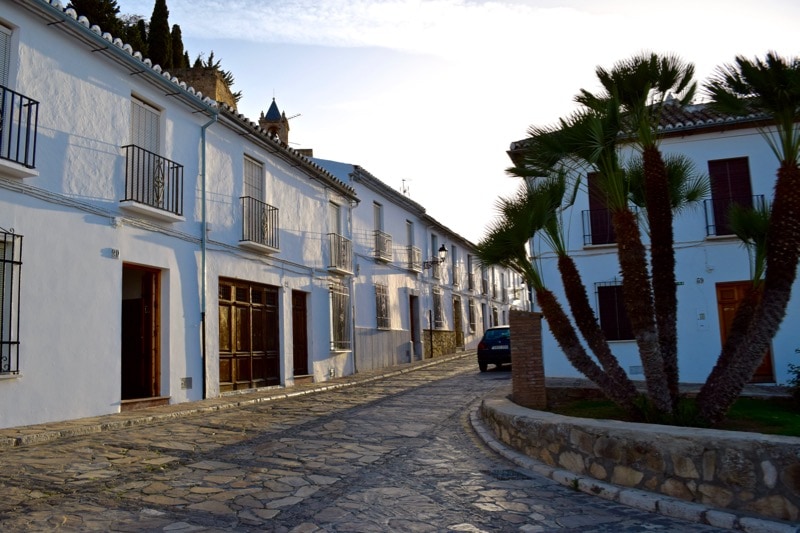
[423,244,448,269]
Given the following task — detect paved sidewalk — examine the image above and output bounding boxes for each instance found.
[0,352,471,448]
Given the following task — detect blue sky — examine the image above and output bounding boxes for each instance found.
[115,0,800,242]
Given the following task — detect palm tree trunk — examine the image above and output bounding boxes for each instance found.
[611,208,671,414]
[642,145,679,408]
[698,162,800,424]
[535,288,641,416]
[556,255,639,409]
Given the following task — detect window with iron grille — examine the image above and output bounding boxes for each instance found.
[433,286,444,329]
[596,282,633,341]
[468,299,476,332]
[0,229,22,374]
[375,283,390,329]
[330,283,351,351]
[244,156,264,200]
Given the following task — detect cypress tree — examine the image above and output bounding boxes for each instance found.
[147,0,172,68]
[171,24,188,68]
[68,0,122,35]
[120,15,147,56]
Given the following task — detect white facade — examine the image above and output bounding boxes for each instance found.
[0,0,523,429]
[514,109,798,386]
[314,161,525,370]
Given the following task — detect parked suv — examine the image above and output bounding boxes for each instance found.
[477,325,511,372]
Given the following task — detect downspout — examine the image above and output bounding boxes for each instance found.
[200,112,218,399]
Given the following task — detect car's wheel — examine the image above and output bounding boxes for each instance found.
[479,362,488,372]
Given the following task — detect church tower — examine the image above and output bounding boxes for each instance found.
[259,98,290,145]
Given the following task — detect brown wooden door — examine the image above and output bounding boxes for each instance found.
[219,279,280,391]
[292,290,309,376]
[409,295,419,357]
[453,296,464,347]
[716,281,774,383]
[121,267,160,400]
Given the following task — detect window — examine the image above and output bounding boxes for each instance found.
[468,299,476,332]
[373,202,391,261]
[433,286,444,329]
[585,171,615,245]
[707,157,754,236]
[0,24,11,87]
[406,220,414,246]
[375,284,390,329]
[373,202,384,232]
[451,245,458,286]
[330,202,342,235]
[0,229,22,375]
[244,156,264,200]
[131,97,160,153]
[330,283,351,351]
[467,255,475,290]
[597,283,633,341]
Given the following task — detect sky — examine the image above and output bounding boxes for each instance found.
[115,0,800,243]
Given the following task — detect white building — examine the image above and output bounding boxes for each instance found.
[313,160,526,370]
[508,102,798,386]
[0,0,523,429]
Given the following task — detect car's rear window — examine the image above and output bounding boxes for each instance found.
[484,328,510,341]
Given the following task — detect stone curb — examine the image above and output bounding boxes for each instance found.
[469,408,800,533]
[0,352,472,449]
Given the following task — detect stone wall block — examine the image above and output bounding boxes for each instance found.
[745,495,799,522]
[611,465,644,487]
[672,453,700,479]
[558,451,586,474]
[782,463,800,497]
[593,437,622,462]
[719,448,757,489]
[702,450,716,481]
[698,483,734,508]
[661,478,694,500]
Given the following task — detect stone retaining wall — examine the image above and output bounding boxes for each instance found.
[480,394,800,523]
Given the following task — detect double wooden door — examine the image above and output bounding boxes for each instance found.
[219,279,280,391]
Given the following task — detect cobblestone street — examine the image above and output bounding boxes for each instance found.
[0,355,731,531]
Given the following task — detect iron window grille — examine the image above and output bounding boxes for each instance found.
[330,282,351,351]
[703,195,765,236]
[374,230,392,262]
[0,85,39,169]
[328,233,353,273]
[122,144,184,216]
[406,245,422,272]
[595,280,633,341]
[240,196,279,250]
[0,229,22,375]
[375,284,390,329]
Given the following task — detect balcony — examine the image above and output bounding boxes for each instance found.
[582,207,615,246]
[239,196,279,253]
[121,145,184,221]
[374,230,392,262]
[704,195,766,237]
[0,85,39,178]
[406,245,422,272]
[328,233,353,275]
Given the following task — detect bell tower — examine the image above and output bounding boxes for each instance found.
[259,98,290,145]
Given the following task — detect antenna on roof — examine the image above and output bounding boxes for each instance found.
[401,179,411,196]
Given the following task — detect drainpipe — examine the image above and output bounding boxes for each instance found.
[200,113,218,399]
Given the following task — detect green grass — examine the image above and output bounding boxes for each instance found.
[549,397,800,437]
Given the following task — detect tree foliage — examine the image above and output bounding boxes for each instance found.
[68,0,122,35]
[147,0,172,68]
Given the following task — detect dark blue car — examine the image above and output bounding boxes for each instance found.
[477,325,511,372]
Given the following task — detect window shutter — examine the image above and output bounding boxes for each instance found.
[0,26,10,87]
[598,285,633,341]
[131,98,160,153]
[709,157,753,235]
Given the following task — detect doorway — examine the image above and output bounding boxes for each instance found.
[716,281,774,383]
[453,296,464,348]
[121,265,161,400]
[292,290,309,376]
[218,278,280,391]
[409,294,420,360]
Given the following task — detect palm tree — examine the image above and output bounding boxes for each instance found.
[475,184,636,411]
[580,53,697,409]
[697,52,800,424]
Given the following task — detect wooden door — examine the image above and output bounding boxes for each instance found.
[219,279,280,391]
[453,296,464,347]
[716,281,774,383]
[292,290,309,376]
[121,267,160,399]
[409,294,419,358]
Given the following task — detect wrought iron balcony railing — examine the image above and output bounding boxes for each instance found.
[581,207,616,245]
[122,145,184,216]
[240,196,279,251]
[406,245,422,272]
[0,85,39,170]
[374,230,392,262]
[704,195,766,236]
[328,233,353,274]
